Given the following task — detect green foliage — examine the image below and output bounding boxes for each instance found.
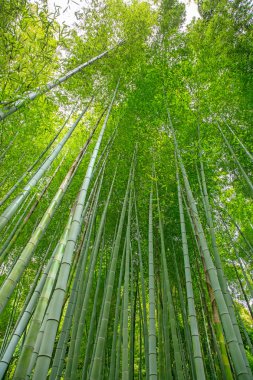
[0,0,252,379]
[0,1,59,103]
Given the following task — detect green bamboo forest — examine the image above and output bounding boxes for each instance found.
[0,0,252,379]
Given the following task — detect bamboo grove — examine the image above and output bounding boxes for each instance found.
[0,0,253,379]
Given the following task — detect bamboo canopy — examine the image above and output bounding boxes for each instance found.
[0,1,252,379]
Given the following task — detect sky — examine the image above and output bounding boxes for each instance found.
[47,0,200,27]
[181,0,200,25]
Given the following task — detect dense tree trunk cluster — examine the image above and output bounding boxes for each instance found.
[0,0,252,379]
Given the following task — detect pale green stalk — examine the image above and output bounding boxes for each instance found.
[0,111,94,313]
[0,153,65,261]
[63,177,104,378]
[68,169,117,378]
[0,194,36,262]
[32,82,119,380]
[0,103,90,232]
[134,195,149,379]
[217,122,253,194]
[50,176,101,380]
[0,43,123,121]
[148,183,157,380]
[122,189,132,380]
[12,216,72,379]
[115,297,124,380]
[0,131,19,162]
[0,251,56,378]
[89,157,133,379]
[161,265,173,379]
[233,262,253,319]
[176,170,206,380]
[81,250,105,380]
[0,105,75,207]
[223,119,253,162]
[157,279,165,380]
[156,182,184,380]
[129,252,136,380]
[198,127,251,367]
[108,243,126,380]
[0,286,20,357]
[169,120,252,379]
